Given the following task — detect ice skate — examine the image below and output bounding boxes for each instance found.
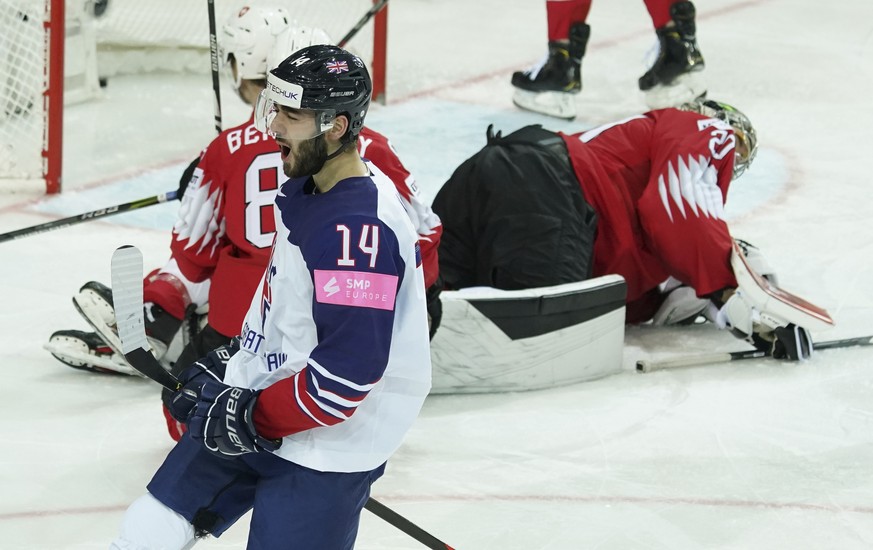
[70,280,182,364]
[511,23,589,119]
[639,1,706,109]
[72,280,125,356]
[44,329,141,376]
[512,89,578,120]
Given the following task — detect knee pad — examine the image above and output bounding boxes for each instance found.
[110,493,196,550]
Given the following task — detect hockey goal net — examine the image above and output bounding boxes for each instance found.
[0,0,387,194]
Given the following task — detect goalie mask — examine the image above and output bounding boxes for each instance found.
[219,5,291,89]
[254,45,372,143]
[680,98,758,179]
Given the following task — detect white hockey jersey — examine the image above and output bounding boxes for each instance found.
[222,161,432,473]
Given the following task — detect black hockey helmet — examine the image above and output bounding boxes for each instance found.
[254,44,371,144]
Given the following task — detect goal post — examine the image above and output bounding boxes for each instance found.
[44,0,63,195]
[0,0,65,194]
[0,0,388,195]
[371,0,387,104]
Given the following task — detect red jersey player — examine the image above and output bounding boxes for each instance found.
[46,10,443,425]
[512,0,706,119]
[435,99,817,361]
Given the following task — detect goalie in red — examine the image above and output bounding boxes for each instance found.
[434,98,828,362]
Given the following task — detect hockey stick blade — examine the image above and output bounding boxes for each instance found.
[636,334,873,373]
[110,245,182,391]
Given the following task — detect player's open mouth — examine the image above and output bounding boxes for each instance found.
[278,143,292,160]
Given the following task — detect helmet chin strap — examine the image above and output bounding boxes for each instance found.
[308,138,353,176]
[325,140,353,162]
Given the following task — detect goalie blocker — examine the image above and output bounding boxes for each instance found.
[430,275,626,394]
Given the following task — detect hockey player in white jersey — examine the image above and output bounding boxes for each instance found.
[110,45,431,549]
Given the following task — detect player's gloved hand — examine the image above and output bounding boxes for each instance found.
[716,291,812,361]
[164,341,238,423]
[771,324,813,360]
[188,381,282,458]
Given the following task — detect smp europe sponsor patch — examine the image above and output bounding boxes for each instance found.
[314,270,398,311]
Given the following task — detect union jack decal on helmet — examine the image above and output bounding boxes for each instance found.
[325,60,349,74]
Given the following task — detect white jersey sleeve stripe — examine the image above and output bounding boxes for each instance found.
[293,373,331,427]
[308,358,379,392]
[311,376,366,408]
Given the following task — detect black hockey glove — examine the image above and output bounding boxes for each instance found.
[188,381,281,458]
[426,280,443,340]
[716,291,812,361]
[164,341,239,423]
[771,324,813,361]
[743,324,813,361]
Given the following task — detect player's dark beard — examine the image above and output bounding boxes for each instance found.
[286,136,328,179]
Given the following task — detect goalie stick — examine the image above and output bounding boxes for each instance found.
[730,240,834,331]
[0,191,177,244]
[636,334,873,373]
[109,245,455,550]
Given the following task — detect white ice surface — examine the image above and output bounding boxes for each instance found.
[1,0,873,548]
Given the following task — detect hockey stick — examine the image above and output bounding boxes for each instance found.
[207,0,222,134]
[636,334,873,373]
[111,245,185,390]
[364,498,456,550]
[0,191,177,244]
[338,0,389,48]
[109,245,456,550]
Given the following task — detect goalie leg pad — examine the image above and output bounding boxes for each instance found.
[430,276,626,393]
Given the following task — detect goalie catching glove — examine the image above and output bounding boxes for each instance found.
[716,289,813,361]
